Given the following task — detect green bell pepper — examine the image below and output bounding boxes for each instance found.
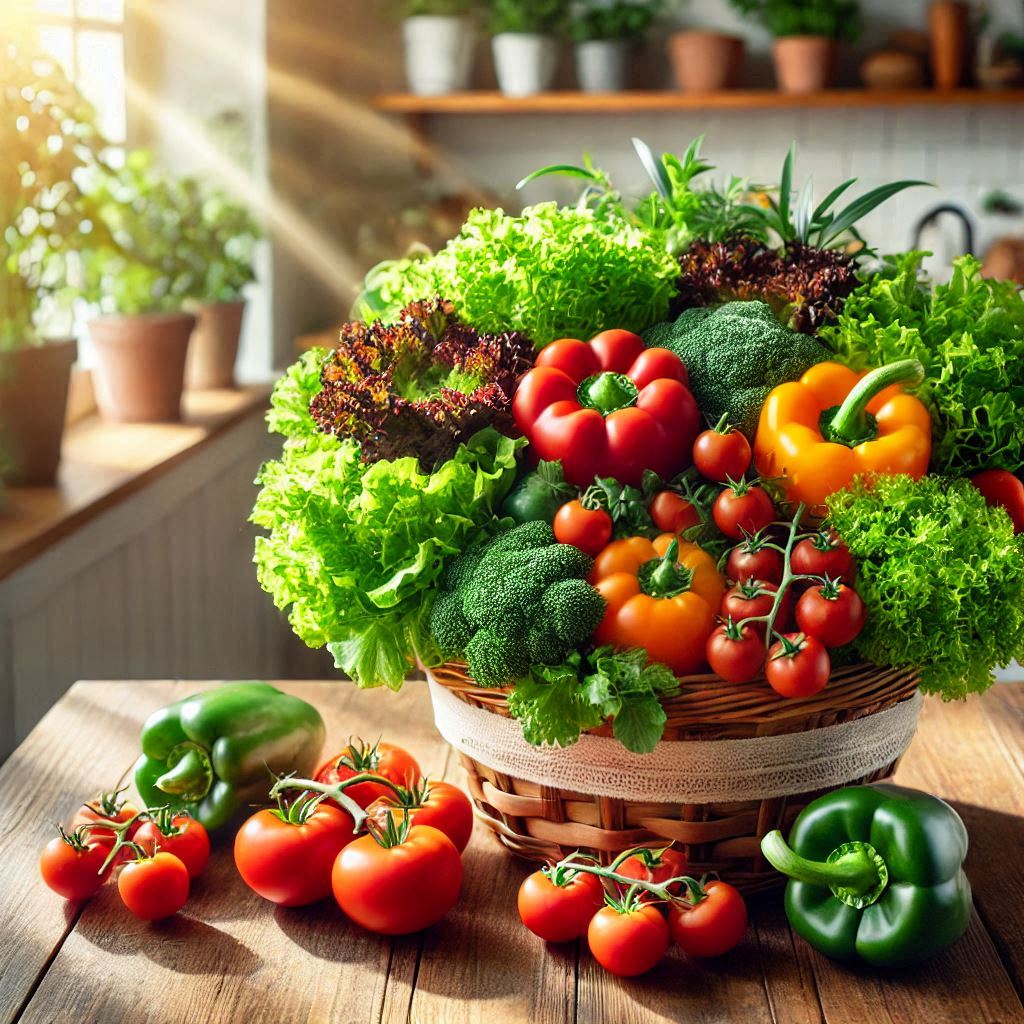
[760,783,972,967]
[134,682,325,831]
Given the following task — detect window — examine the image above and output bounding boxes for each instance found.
[34,0,126,147]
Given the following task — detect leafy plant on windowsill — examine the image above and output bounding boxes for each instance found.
[570,0,662,43]
[0,35,109,352]
[728,0,861,41]
[186,182,261,305]
[484,0,570,35]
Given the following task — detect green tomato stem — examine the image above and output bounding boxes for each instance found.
[269,772,402,834]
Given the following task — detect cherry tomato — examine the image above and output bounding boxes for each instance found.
[332,824,462,935]
[791,531,856,584]
[693,425,752,484]
[795,582,866,648]
[553,500,613,557]
[649,491,701,535]
[315,740,421,809]
[118,851,190,921]
[725,540,784,585]
[765,633,831,698]
[587,904,670,977]
[616,847,688,898]
[720,579,792,632]
[135,814,210,879]
[517,869,604,942]
[367,780,474,853]
[669,880,747,957]
[70,791,141,854]
[706,621,766,683]
[234,800,357,906]
[39,831,110,900]
[713,484,775,540]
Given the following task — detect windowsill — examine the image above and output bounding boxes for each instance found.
[0,385,272,581]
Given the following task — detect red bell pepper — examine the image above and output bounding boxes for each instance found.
[512,330,701,487]
[971,469,1024,534]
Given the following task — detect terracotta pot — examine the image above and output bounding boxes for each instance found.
[928,1,969,90]
[88,312,195,423]
[185,300,246,390]
[772,36,837,94]
[668,31,745,92]
[0,338,76,485]
[861,50,925,89]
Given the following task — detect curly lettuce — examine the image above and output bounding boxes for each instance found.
[355,203,680,347]
[827,474,1024,699]
[252,355,522,689]
[820,253,1024,476]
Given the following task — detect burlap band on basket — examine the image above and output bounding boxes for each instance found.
[427,675,923,804]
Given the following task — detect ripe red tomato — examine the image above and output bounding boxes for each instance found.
[367,780,474,853]
[616,846,688,898]
[553,500,613,557]
[332,824,462,935]
[135,814,211,879]
[669,880,747,957]
[693,426,752,484]
[765,633,831,698]
[649,491,700,535]
[234,800,357,906]
[706,621,766,683]
[39,831,110,900]
[795,583,866,648]
[587,904,670,977]
[315,740,421,809]
[69,791,141,851]
[518,869,604,942]
[791,532,856,584]
[713,484,775,540]
[725,540,784,585]
[118,851,190,921]
[720,580,792,631]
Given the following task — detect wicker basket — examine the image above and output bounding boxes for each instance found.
[429,660,920,894]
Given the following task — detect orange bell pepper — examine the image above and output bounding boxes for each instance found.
[753,359,931,509]
[591,535,724,676]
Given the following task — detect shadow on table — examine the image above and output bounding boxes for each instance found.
[273,900,394,967]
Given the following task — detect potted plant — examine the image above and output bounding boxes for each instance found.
[181,181,261,390]
[0,38,105,485]
[78,152,200,423]
[397,0,478,96]
[485,0,570,96]
[570,1,661,92]
[729,0,861,94]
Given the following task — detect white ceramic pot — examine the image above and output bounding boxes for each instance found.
[492,33,559,97]
[403,15,474,96]
[575,40,628,92]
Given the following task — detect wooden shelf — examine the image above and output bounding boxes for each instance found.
[374,88,1024,115]
[0,385,271,580]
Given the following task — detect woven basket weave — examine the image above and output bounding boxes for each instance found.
[430,660,920,894]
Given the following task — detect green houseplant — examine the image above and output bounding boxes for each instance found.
[571,1,661,91]
[729,0,861,93]
[485,0,570,96]
[0,36,105,484]
[397,0,478,96]
[181,181,261,390]
[78,151,204,422]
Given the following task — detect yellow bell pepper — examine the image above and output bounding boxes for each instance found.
[753,359,931,509]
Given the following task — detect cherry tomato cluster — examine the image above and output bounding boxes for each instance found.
[518,845,747,977]
[39,788,210,921]
[234,738,473,936]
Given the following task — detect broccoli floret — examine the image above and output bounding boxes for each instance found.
[643,300,829,437]
[429,522,606,687]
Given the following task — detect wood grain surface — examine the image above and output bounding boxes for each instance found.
[1,679,1022,1024]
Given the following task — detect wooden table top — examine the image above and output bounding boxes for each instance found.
[1,679,1022,1024]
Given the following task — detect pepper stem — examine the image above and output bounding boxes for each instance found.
[156,743,213,802]
[760,830,888,909]
[637,539,694,598]
[577,372,639,416]
[822,359,924,447]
